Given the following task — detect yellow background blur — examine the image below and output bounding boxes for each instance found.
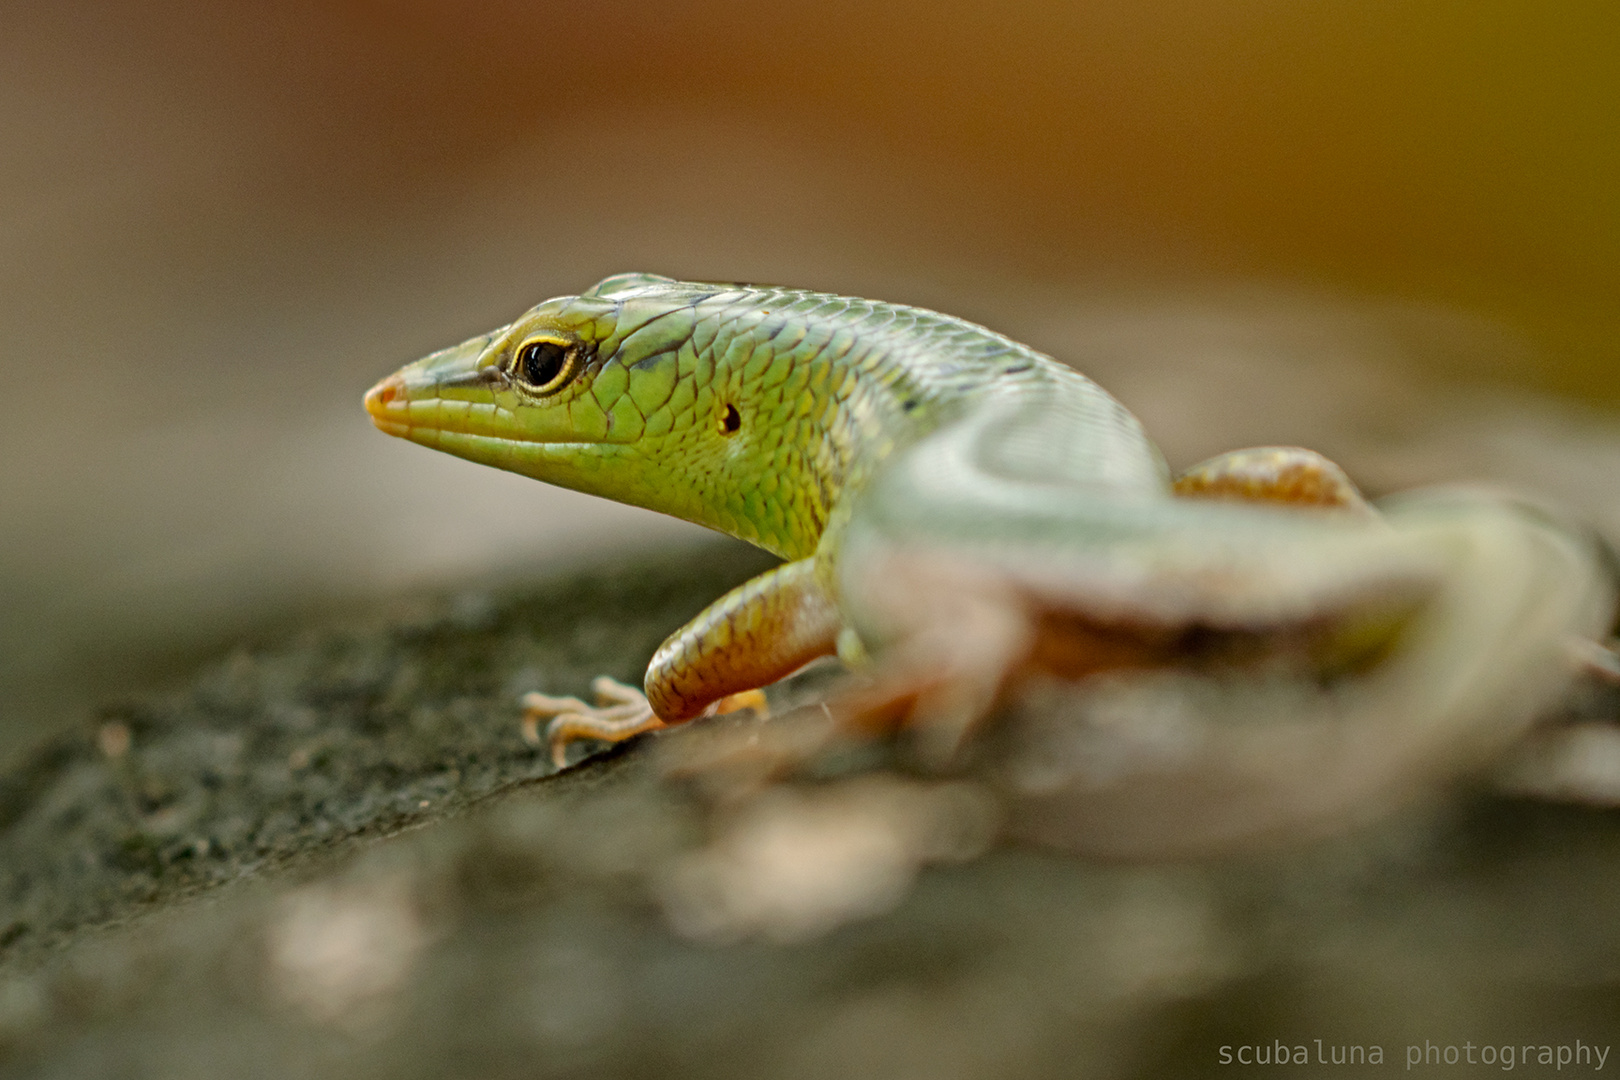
[3,0,1617,756]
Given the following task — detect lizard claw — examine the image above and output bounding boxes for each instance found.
[521,679,774,769]
[521,676,665,769]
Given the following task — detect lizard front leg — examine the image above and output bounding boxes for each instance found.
[525,558,843,767]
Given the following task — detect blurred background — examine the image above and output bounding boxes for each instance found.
[3,0,1619,762]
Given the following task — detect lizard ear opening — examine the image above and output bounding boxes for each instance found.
[511,336,581,395]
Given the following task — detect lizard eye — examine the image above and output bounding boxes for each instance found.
[513,337,578,394]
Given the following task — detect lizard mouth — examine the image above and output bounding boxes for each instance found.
[363,330,614,459]
[363,331,506,442]
[363,360,597,460]
[362,372,507,444]
[363,374,412,438]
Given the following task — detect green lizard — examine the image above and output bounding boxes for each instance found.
[365,273,1617,850]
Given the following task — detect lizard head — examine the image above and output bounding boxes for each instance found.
[364,270,716,455]
[363,272,811,556]
[365,271,703,442]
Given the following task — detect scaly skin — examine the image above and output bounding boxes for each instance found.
[364,272,1169,753]
[365,272,1164,562]
[365,273,1616,805]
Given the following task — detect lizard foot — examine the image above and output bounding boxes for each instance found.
[522,680,772,769]
[1494,637,1620,804]
[522,676,665,768]
[709,688,771,719]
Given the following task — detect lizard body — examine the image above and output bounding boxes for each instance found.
[366,274,1617,852]
[365,273,1168,729]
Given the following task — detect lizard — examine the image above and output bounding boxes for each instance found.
[364,273,1619,853]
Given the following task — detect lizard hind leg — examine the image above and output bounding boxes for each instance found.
[1173,446,1375,516]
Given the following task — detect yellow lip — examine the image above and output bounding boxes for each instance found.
[363,374,411,437]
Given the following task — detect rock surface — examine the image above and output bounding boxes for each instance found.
[3,542,1620,1079]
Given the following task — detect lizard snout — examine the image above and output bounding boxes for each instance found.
[363,374,410,437]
